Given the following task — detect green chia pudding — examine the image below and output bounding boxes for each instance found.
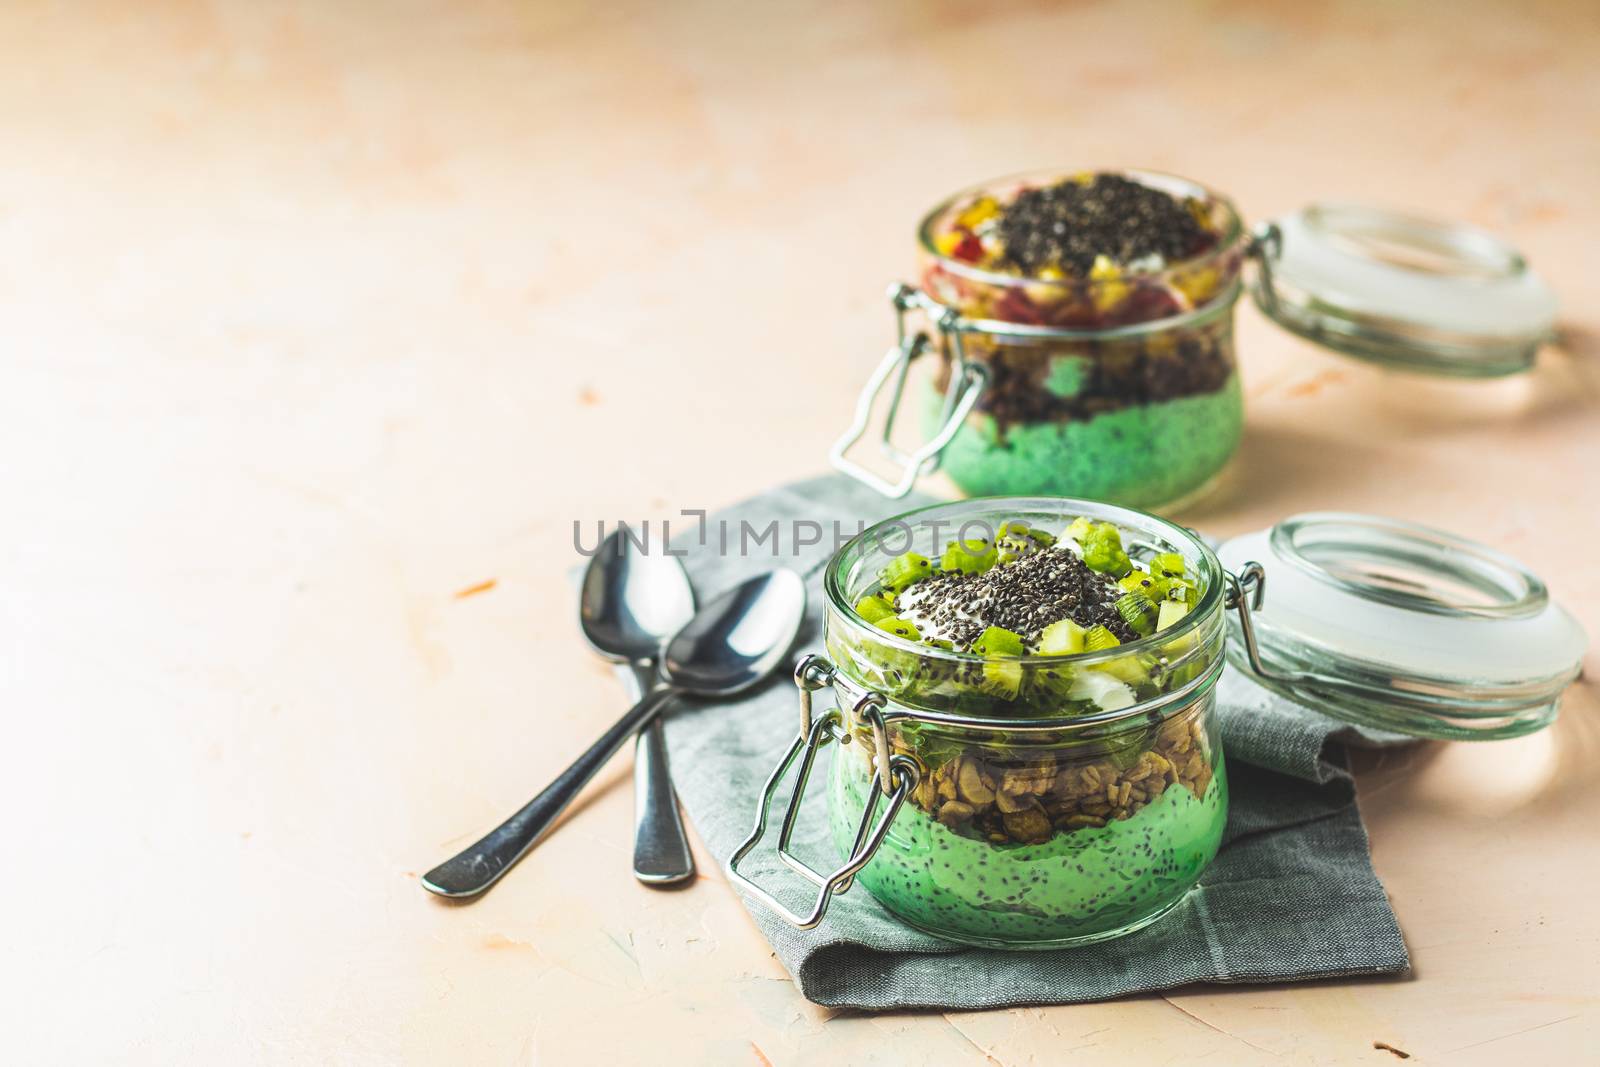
[831,748,1226,945]
[821,508,1229,947]
[916,170,1247,508]
[927,373,1242,509]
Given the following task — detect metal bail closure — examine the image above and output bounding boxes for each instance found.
[829,283,988,498]
[724,654,920,930]
[1225,561,1410,706]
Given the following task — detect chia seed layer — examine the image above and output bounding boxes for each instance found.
[997,173,1214,277]
[898,547,1135,648]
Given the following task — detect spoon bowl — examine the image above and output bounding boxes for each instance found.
[663,570,807,695]
[580,535,695,662]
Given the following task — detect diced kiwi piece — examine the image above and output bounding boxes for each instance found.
[873,616,922,641]
[995,538,1028,565]
[1119,571,1149,593]
[1151,552,1186,578]
[993,520,1058,565]
[1102,653,1151,686]
[1027,664,1077,705]
[1083,625,1121,652]
[940,537,996,574]
[1037,618,1087,655]
[1065,516,1096,544]
[976,657,1023,699]
[1157,600,1191,632]
[998,520,1056,548]
[878,552,933,593]
[1082,526,1132,577]
[926,637,955,651]
[971,625,1025,657]
[1115,590,1158,637]
[1169,577,1199,606]
[854,594,897,623]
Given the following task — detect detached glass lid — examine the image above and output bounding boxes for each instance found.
[1218,513,1587,740]
[1250,204,1558,377]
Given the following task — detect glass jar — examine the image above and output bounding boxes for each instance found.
[830,170,1558,506]
[728,498,1230,948]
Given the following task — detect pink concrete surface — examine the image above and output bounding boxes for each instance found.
[2,1,1596,1062]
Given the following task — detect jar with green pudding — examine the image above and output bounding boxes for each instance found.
[727,498,1231,948]
[727,501,1587,948]
[830,170,1560,507]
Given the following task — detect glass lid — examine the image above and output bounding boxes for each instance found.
[1250,203,1557,378]
[1217,513,1587,740]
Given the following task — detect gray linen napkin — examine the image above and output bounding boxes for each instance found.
[647,474,1410,1010]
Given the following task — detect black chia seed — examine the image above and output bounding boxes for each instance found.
[997,173,1213,277]
[903,546,1136,648]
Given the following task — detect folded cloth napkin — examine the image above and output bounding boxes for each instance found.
[650,474,1411,1010]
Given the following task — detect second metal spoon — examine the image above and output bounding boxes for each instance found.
[579,530,697,885]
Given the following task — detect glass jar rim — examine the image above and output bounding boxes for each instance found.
[823,495,1226,669]
[915,167,1248,294]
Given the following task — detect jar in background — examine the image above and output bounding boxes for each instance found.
[834,170,1247,509]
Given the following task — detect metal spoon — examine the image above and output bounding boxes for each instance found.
[421,568,807,900]
[578,531,697,885]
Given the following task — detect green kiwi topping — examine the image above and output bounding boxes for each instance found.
[835,516,1210,721]
[1114,590,1158,637]
[878,552,934,593]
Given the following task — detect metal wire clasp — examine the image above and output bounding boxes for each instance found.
[1247,222,1285,320]
[828,284,989,498]
[724,654,919,929]
[1226,560,1421,704]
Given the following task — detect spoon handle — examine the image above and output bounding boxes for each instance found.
[421,686,677,899]
[629,662,696,885]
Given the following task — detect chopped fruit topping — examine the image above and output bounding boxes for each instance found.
[941,538,997,575]
[854,594,897,624]
[1157,600,1191,632]
[1088,254,1131,313]
[1080,525,1132,578]
[997,520,1057,548]
[978,658,1023,698]
[874,617,922,641]
[956,196,1000,230]
[1037,618,1087,655]
[878,552,934,593]
[971,626,1025,658]
[934,231,964,257]
[1150,552,1186,578]
[1083,625,1122,652]
[1119,571,1160,596]
[845,518,1207,703]
[1115,590,1158,637]
[950,232,984,262]
[1164,577,1197,606]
